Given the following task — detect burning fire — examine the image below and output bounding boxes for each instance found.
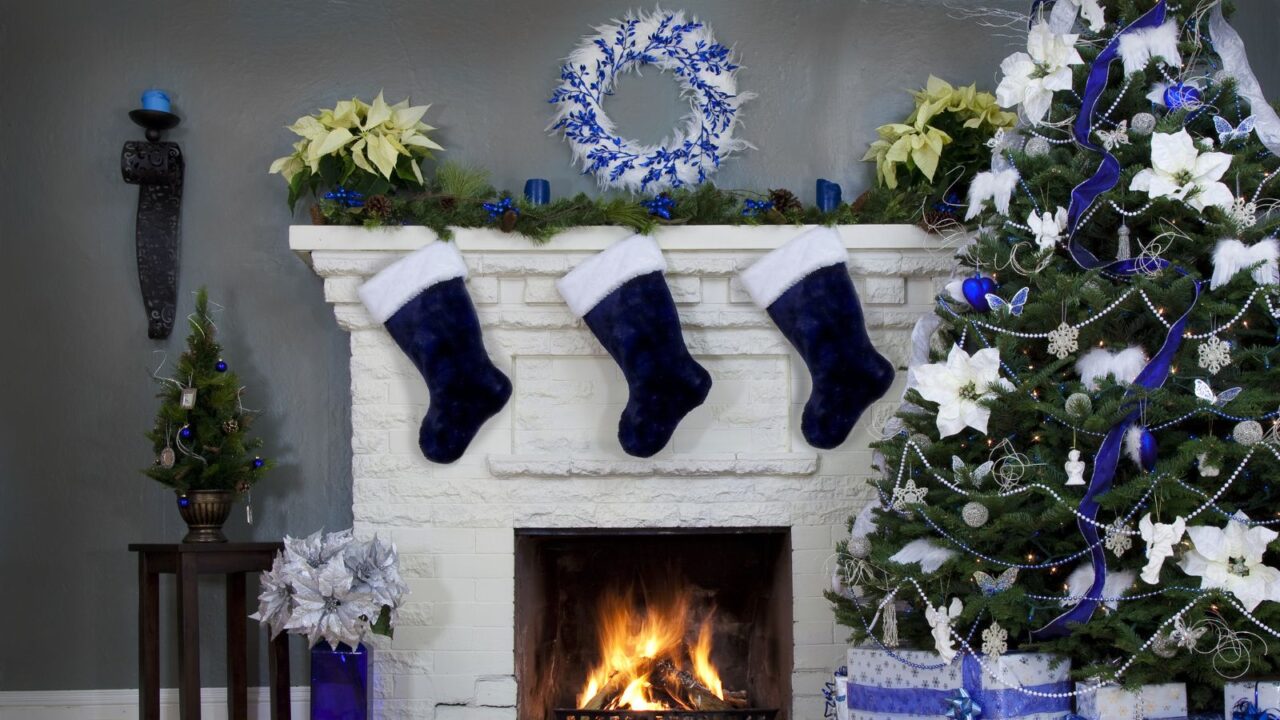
[576,587,725,711]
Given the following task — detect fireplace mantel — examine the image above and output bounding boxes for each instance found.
[291,224,951,720]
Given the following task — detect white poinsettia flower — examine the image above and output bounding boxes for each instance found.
[250,555,295,639]
[1130,129,1234,212]
[1179,515,1280,611]
[1028,207,1068,252]
[913,345,1012,438]
[285,557,379,649]
[996,23,1084,125]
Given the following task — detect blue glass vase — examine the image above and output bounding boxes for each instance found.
[310,642,369,720]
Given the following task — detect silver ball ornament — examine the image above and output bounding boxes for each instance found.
[1025,136,1051,158]
[1065,393,1094,419]
[1234,420,1265,446]
[962,502,990,528]
[1150,631,1178,659]
[848,534,872,559]
[909,433,933,452]
[1130,112,1157,137]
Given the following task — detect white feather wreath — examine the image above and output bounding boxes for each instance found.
[888,538,957,574]
[1063,563,1136,611]
[548,8,754,193]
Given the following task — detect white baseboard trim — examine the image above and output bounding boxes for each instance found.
[0,686,309,720]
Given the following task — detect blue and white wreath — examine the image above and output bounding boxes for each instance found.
[548,8,754,193]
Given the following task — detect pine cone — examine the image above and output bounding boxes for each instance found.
[500,208,519,233]
[438,195,457,211]
[365,194,393,219]
[768,188,803,215]
[222,419,239,434]
[308,204,328,225]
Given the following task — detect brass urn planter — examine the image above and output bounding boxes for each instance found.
[176,489,234,543]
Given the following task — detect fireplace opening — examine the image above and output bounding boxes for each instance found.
[515,528,792,720]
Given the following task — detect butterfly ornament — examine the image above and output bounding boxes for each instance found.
[1194,379,1242,407]
[1096,120,1131,151]
[973,567,1019,596]
[1214,115,1257,145]
[986,286,1030,317]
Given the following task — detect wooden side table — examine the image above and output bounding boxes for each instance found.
[129,542,292,720]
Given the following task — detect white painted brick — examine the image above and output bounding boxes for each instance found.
[667,275,702,303]
[468,275,500,304]
[521,277,562,304]
[408,578,475,602]
[438,706,515,720]
[864,276,906,304]
[791,525,831,550]
[436,554,513,579]
[433,602,514,628]
[397,627,512,652]
[432,651,514,675]
[475,528,514,554]
[426,674,477,704]
[475,676,518,707]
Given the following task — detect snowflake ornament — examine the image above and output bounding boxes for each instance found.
[1230,197,1259,229]
[1105,519,1133,557]
[982,621,1009,660]
[1048,322,1080,359]
[891,479,929,511]
[1198,336,1233,375]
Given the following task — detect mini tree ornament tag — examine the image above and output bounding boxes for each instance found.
[1199,336,1232,375]
[1048,322,1080,359]
[180,387,197,409]
[158,447,175,469]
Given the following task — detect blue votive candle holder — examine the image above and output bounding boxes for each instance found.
[524,178,551,205]
[816,179,843,213]
[141,89,171,113]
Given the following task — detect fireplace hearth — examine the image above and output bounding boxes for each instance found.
[516,529,792,720]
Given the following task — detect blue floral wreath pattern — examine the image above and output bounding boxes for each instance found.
[548,8,754,193]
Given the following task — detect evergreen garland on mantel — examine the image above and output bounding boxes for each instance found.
[310,164,924,244]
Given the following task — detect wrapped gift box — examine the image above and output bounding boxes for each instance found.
[1223,680,1280,720]
[845,648,1071,720]
[1075,682,1187,720]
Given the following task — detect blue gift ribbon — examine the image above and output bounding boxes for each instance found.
[846,655,1071,718]
[1064,0,1167,265]
[1233,683,1280,720]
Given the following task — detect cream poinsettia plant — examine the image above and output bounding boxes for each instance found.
[864,76,1016,190]
[270,91,443,209]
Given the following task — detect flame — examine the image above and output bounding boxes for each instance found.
[575,587,726,710]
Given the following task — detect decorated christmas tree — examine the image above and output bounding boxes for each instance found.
[144,288,271,494]
[830,0,1280,710]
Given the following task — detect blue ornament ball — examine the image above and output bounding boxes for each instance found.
[215,360,228,373]
[1163,83,1202,110]
[178,495,190,507]
[1138,427,1159,472]
[252,457,265,469]
[962,275,998,312]
[179,425,192,440]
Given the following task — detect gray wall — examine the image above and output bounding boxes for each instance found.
[1,0,1277,694]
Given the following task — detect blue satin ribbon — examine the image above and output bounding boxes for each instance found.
[846,655,1071,718]
[1064,0,1168,267]
[1033,279,1201,639]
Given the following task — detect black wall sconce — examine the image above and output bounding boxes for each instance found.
[122,90,184,339]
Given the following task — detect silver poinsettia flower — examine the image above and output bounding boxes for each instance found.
[283,528,354,571]
[250,555,295,639]
[344,534,409,625]
[284,556,378,650]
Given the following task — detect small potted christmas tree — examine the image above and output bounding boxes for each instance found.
[143,288,271,542]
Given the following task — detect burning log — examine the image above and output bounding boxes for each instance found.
[653,659,733,711]
[724,689,750,709]
[580,657,657,710]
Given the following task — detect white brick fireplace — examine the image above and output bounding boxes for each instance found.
[291,224,948,720]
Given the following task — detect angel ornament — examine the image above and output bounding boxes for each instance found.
[925,597,964,663]
[1138,513,1186,584]
[1064,449,1088,487]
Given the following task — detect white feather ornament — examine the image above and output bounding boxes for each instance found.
[1118,21,1182,75]
[1211,238,1280,290]
[1075,346,1147,390]
[888,538,957,574]
[1063,563,1136,611]
[1123,424,1149,468]
[965,168,1020,220]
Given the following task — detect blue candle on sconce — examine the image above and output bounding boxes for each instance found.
[524,179,551,206]
[141,89,171,113]
[816,178,843,213]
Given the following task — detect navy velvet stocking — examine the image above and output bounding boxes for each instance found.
[583,271,712,457]
[383,277,512,463]
[767,264,895,449]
